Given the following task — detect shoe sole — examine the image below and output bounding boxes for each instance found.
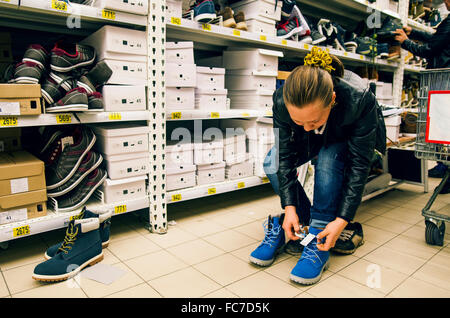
[47,154,103,198]
[278,26,303,39]
[223,18,237,28]
[235,22,247,31]
[312,37,327,45]
[334,39,346,51]
[76,80,95,94]
[387,54,400,61]
[46,104,89,112]
[46,131,96,190]
[55,172,107,212]
[290,259,330,285]
[377,53,389,59]
[50,55,96,73]
[33,252,104,282]
[14,77,39,84]
[44,240,110,260]
[248,245,284,267]
[49,72,72,91]
[330,239,365,255]
[41,89,55,105]
[194,13,216,23]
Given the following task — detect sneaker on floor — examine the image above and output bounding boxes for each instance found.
[249,215,285,266]
[33,217,103,282]
[44,207,112,260]
[22,44,49,69]
[428,162,448,178]
[331,222,364,255]
[46,87,89,113]
[192,0,216,23]
[76,60,113,94]
[50,41,96,73]
[13,61,43,84]
[290,226,330,285]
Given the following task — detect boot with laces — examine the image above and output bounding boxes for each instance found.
[331,222,364,255]
[249,215,285,266]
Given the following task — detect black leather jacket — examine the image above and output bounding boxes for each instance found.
[273,71,386,222]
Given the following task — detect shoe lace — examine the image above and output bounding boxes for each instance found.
[58,223,79,254]
[301,240,323,265]
[338,229,354,242]
[261,219,282,248]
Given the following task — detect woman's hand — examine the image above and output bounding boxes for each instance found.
[316,218,349,251]
[394,28,409,44]
[282,206,300,241]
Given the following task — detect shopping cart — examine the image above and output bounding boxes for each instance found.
[414,68,450,246]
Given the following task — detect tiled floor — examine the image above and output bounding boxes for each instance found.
[0,179,449,298]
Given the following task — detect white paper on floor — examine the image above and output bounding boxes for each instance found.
[81,263,126,285]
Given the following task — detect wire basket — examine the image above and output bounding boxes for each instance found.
[414,68,450,163]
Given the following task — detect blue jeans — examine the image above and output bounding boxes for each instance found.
[263,142,347,229]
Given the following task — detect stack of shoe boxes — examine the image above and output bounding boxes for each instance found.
[166,140,196,191]
[220,127,252,180]
[0,151,47,225]
[166,0,183,20]
[0,83,42,116]
[195,66,228,111]
[223,48,282,113]
[230,0,282,36]
[91,123,150,204]
[93,0,149,16]
[376,81,394,106]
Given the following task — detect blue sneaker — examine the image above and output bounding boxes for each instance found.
[290,227,330,285]
[249,215,285,266]
[192,0,216,23]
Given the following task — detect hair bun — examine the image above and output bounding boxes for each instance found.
[304,46,335,73]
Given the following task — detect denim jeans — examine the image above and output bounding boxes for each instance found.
[263,142,347,229]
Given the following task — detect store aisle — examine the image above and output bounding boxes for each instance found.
[0,181,449,298]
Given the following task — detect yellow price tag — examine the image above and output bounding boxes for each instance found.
[0,116,18,127]
[102,9,116,20]
[172,194,182,202]
[108,112,122,120]
[265,110,273,117]
[344,52,348,56]
[202,23,211,31]
[260,35,267,41]
[281,39,287,45]
[171,17,181,25]
[13,225,30,238]
[114,205,127,215]
[211,112,220,118]
[360,55,365,60]
[242,112,250,117]
[51,0,67,11]
[262,177,269,183]
[56,114,71,124]
[208,188,216,195]
[233,30,241,36]
[304,44,309,50]
[171,112,182,120]
[237,182,245,189]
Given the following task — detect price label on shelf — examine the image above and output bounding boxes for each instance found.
[171,17,181,25]
[281,39,287,45]
[51,0,67,11]
[233,30,241,36]
[241,112,250,117]
[264,110,273,117]
[344,52,348,56]
[262,177,269,183]
[0,116,18,127]
[211,112,220,118]
[171,112,182,120]
[172,194,182,202]
[56,114,72,124]
[303,44,309,50]
[13,225,30,238]
[260,35,267,41]
[208,188,216,195]
[102,9,116,20]
[114,205,127,215]
[202,23,211,31]
[108,112,122,120]
[237,182,245,189]
[359,55,365,60]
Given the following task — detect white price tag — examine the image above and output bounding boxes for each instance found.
[299,233,316,247]
[0,102,20,115]
[10,177,29,194]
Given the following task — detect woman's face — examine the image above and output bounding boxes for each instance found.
[286,93,335,132]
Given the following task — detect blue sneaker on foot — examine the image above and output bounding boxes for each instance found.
[290,226,330,285]
[249,215,285,266]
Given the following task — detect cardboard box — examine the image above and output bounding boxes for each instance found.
[0,201,47,225]
[0,151,46,197]
[0,188,47,213]
[93,0,149,15]
[0,84,41,98]
[0,128,21,152]
[230,0,281,21]
[0,84,42,115]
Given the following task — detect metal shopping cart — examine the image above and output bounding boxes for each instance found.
[414,68,450,246]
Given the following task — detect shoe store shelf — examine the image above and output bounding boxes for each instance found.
[166,109,273,121]
[166,18,399,69]
[0,196,149,243]
[404,64,426,73]
[0,111,150,128]
[167,176,270,204]
[407,18,436,34]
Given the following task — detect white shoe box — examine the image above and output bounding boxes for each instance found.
[101,175,147,204]
[103,59,146,85]
[81,25,147,62]
[223,49,282,72]
[101,85,146,111]
[230,0,281,22]
[166,63,197,87]
[228,89,273,109]
[248,137,274,161]
[194,140,224,164]
[220,118,274,141]
[93,0,149,15]
[196,161,226,186]
[223,132,246,162]
[385,115,401,143]
[195,88,228,110]
[167,87,195,110]
[167,164,196,191]
[225,70,277,91]
[166,42,194,65]
[245,16,277,37]
[226,155,254,180]
[166,0,183,19]
[91,123,149,156]
[166,141,194,167]
[102,152,149,180]
[254,159,266,177]
[196,66,226,89]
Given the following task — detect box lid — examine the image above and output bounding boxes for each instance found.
[226,69,278,77]
[223,131,246,145]
[196,66,226,75]
[0,188,47,210]
[104,175,147,186]
[103,151,150,162]
[240,15,276,25]
[197,161,226,170]
[166,41,194,49]
[0,151,44,181]
[225,153,254,165]
[90,123,150,137]
[227,89,273,96]
[167,164,196,175]
[0,84,41,98]
[166,141,194,153]
[194,140,224,150]
[195,88,228,95]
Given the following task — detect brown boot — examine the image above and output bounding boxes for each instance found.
[218,7,236,28]
[387,44,401,61]
[234,11,248,31]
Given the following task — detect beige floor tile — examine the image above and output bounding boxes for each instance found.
[226,271,300,298]
[353,211,377,224]
[428,250,450,268]
[102,248,122,265]
[230,242,291,266]
[384,235,441,260]
[3,261,43,295]
[401,225,428,241]
[208,210,255,229]
[203,230,257,253]
[148,267,221,298]
[328,254,359,273]
[109,222,143,243]
[412,262,450,291]
[78,262,144,298]
[0,237,49,271]
[338,258,408,295]
[203,288,239,298]
[359,200,396,215]
[233,220,266,241]
[352,240,379,258]
[240,206,275,221]
[175,218,227,237]
[107,235,161,262]
[362,225,397,245]
[124,250,188,281]
[166,239,226,265]
[380,206,424,225]
[12,279,86,298]
[364,216,413,234]
[307,274,384,298]
[295,292,316,298]
[143,227,197,249]
[105,283,162,298]
[194,254,260,286]
[363,246,426,276]
[388,277,450,298]
[0,273,10,297]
